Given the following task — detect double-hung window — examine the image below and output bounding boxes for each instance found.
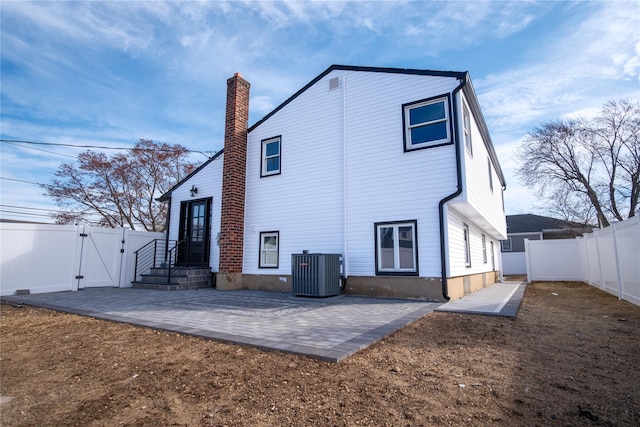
[261,136,281,177]
[403,96,451,151]
[259,231,279,268]
[488,157,494,192]
[482,234,487,263]
[375,220,418,275]
[463,104,472,154]
[464,224,471,268]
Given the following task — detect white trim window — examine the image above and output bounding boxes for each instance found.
[482,234,487,263]
[463,103,472,155]
[403,96,451,150]
[501,238,512,252]
[464,224,471,268]
[261,136,281,177]
[488,157,494,192]
[259,231,279,268]
[375,220,418,275]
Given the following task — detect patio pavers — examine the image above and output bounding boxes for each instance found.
[2,288,439,362]
[3,282,525,362]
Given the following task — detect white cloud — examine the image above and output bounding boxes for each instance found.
[477,1,639,138]
[250,95,276,115]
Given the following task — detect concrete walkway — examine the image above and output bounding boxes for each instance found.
[2,281,526,362]
[436,281,527,317]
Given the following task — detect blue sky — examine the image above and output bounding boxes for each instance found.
[1,0,638,223]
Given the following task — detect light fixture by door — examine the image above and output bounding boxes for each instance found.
[190,185,198,197]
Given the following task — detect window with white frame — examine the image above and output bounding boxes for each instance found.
[403,96,451,151]
[375,220,418,275]
[261,136,281,177]
[501,238,512,252]
[482,234,487,263]
[463,104,472,154]
[488,157,494,192]
[259,231,279,268]
[464,224,471,268]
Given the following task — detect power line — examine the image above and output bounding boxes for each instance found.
[0,139,214,158]
[0,176,44,186]
[0,209,55,218]
[0,204,65,213]
[1,140,77,158]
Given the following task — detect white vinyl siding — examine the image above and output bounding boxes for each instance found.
[456,91,506,240]
[447,207,499,277]
[245,70,460,277]
[167,154,224,272]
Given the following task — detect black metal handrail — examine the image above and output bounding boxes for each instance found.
[133,239,176,282]
[166,237,190,284]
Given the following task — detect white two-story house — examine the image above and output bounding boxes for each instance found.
[158,65,507,301]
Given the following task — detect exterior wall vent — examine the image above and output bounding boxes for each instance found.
[329,77,341,91]
[291,253,341,297]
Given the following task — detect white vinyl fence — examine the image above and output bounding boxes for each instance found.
[501,252,527,275]
[525,216,640,306]
[0,223,164,296]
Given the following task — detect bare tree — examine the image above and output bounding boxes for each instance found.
[44,139,197,231]
[517,99,639,227]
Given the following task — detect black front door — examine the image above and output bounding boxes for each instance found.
[178,198,211,266]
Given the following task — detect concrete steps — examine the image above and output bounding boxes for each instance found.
[132,267,213,290]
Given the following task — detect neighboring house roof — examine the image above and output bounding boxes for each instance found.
[506,214,594,235]
[158,64,506,201]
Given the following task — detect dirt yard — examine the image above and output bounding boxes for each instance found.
[1,281,639,426]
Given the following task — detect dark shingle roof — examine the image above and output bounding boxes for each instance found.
[506,214,594,234]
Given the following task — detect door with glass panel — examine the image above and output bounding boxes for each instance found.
[177,199,211,266]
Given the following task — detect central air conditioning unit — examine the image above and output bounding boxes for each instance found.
[291,253,341,297]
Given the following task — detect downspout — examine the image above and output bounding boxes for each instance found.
[342,76,349,283]
[164,197,171,265]
[438,75,468,301]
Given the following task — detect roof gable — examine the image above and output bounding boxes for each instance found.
[248,64,466,133]
[157,149,223,201]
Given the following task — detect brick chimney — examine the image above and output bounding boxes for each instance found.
[217,72,250,290]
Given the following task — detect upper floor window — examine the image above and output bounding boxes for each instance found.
[261,136,281,177]
[403,96,451,151]
[488,157,494,192]
[463,104,472,155]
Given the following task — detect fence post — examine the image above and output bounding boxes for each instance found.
[594,229,605,290]
[524,238,531,282]
[582,234,592,286]
[611,222,624,300]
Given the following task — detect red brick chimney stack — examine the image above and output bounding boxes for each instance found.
[217,72,250,290]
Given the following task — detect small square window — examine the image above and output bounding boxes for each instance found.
[259,231,279,268]
[261,136,281,177]
[501,238,512,252]
[375,220,418,275]
[403,96,451,151]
